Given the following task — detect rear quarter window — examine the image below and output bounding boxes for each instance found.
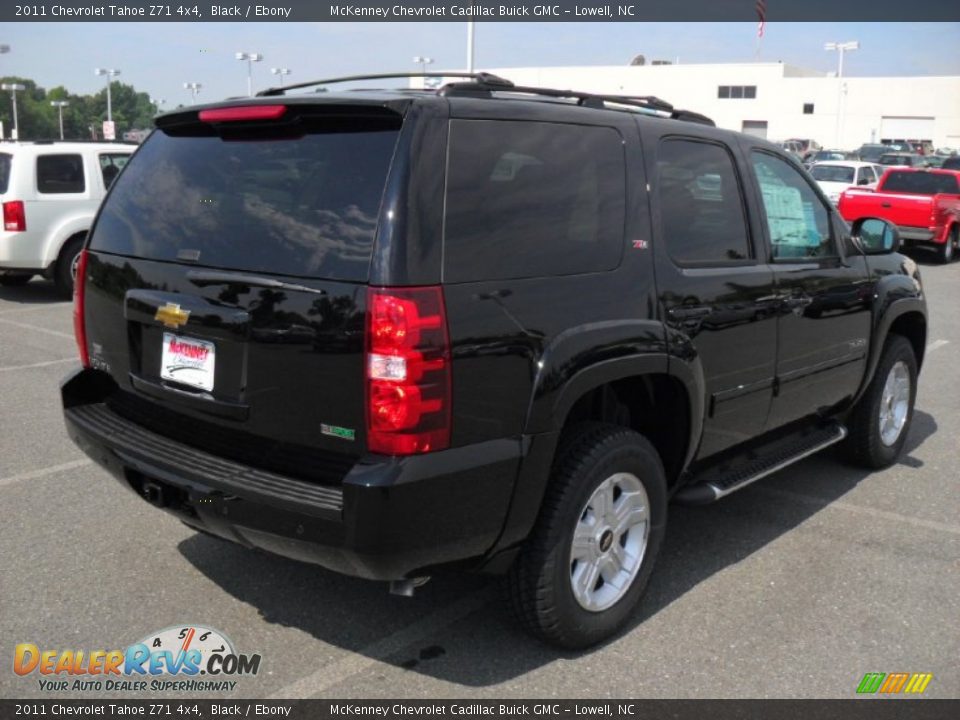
[37,154,86,194]
[0,153,11,194]
[882,171,960,194]
[443,119,626,283]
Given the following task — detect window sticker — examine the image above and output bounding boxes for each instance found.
[759,183,817,247]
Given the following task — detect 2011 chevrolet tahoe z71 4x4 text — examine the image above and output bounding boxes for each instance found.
[61,73,927,648]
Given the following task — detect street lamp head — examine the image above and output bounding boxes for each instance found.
[271,68,291,75]
[50,100,69,108]
[95,68,121,77]
[1,83,25,91]
[236,52,263,62]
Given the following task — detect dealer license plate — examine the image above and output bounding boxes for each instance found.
[160,333,216,392]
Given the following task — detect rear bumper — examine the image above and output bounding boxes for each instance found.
[62,368,524,581]
[0,231,47,271]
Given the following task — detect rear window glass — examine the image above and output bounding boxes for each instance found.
[89,117,400,281]
[0,153,10,194]
[443,120,626,283]
[811,165,855,183]
[881,171,960,195]
[37,154,85,194]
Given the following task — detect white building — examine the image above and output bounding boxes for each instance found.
[472,63,960,150]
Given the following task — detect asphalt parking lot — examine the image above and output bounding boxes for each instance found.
[1,259,958,701]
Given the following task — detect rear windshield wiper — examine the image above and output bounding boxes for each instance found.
[186,270,327,296]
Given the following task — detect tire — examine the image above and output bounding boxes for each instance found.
[507,423,667,649]
[844,335,918,469]
[54,236,85,299]
[935,230,955,264]
[0,273,33,287]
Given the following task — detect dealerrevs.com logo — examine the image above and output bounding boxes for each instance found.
[14,625,262,693]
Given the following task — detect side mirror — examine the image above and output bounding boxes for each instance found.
[852,217,901,255]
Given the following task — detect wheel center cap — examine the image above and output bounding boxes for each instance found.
[598,529,614,553]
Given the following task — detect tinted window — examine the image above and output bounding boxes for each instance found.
[657,139,751,264]
[99,153,130,189]
[881,171,960,195]
[943,157,960,170]
[811,165,855,183]
[443,120,626,282]
[89,118,400,281]
[751,151,833,260]
[718,86,730,99]
[0,153,10,194]
[744,86,757,99]
[37,154,85,194]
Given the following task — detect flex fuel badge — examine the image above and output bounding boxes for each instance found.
[13,625,261,693]
[321,423,356,441]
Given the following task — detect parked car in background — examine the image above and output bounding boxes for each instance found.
[809,161,882,204]
[0,141,136,295]
[779,140,804,159]
[787,138,821,156]
[804,149,850,169]
[943,156,960,171]
[855,144,893,163]
[878,153,925,168]
[921,156,947,169]
[839,168,960,263]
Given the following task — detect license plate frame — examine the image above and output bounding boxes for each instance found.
[160,332,216,392]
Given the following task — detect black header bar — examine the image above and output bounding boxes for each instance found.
[4,0,960,23]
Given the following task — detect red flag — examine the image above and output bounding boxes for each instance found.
[756,0,767,38]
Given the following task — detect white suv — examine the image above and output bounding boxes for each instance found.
[0,141,136,296]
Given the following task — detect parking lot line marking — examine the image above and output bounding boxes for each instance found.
[0,316,74,339]
[757,487,960,536]
[268,588,493,699]
[0,357,77,373]
[926,339,950,353]
[0,303,71,316]
[0,459,93,489]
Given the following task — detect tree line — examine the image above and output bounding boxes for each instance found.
[0,76,157,141]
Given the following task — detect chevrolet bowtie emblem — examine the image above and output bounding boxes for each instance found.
[155,303,190,329]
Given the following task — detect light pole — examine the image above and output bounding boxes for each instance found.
[270,67,291,87]
[94,68,121,122]
[235,52,263,97]
[466,23,475,72]
[50,100,69,140]
[150,97,165,115]
[183,83,202,103]
[824,41,859,148]
[413,56,434,75]
[1,83,25,140]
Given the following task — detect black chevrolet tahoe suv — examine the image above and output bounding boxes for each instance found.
[61,73,927,649]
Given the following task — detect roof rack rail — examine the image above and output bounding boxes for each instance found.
[257,71,514,97]
[256,71,714,127]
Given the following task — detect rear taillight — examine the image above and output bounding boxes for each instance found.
[73,249,90,368]
[3,201,25,232]
[366,286,451,455]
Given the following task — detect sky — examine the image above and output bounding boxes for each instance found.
[2,22,959,107]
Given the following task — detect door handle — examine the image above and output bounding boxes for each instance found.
[782,296,813,310]
[668,306,713,321]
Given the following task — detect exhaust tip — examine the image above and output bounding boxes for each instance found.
[389,577,430,597]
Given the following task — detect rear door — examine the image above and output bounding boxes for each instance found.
[645,129,778,460]
[84,105,405,481]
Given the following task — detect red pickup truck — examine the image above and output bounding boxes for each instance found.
[839,168,960,262]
